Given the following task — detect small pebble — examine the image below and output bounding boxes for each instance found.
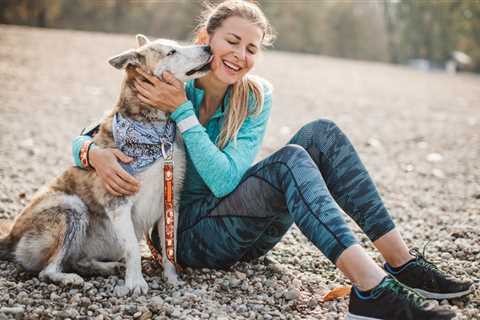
[284,288,300,300]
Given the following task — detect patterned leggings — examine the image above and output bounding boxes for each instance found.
[153,119,396,269]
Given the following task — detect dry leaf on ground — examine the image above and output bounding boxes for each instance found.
[322,286,351,301]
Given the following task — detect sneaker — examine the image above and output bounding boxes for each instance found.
[384,248,473,299]
[347,276,456,320]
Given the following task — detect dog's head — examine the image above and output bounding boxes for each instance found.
[108,34,212,82]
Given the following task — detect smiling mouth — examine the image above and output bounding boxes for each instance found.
[223,60,242,72]
[186,55,214,76]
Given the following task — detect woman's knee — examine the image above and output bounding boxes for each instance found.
[312,118,337,129]
[274,144,312,164]
[289,118,340,147]
[304,118,340,136]
[247,144,314,186]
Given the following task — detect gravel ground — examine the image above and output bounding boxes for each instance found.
[0,25,479,319]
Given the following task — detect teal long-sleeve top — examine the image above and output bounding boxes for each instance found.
[72,77,273,207]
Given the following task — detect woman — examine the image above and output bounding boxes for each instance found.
[72,1,472,319]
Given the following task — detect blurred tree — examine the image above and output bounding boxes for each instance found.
[394,0,455,65]
[384,0,400,64]
[452,0,480,71]
[323,1,388,61]
[389,0,479,70]
[0,0,478,71]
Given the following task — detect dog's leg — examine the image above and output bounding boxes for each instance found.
[74,258,125,277]
[33,196,88,287]
[38,252,85,287]
[157,217,181,286]
[109,202,148,296]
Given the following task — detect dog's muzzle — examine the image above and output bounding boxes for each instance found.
[186,55,214,76]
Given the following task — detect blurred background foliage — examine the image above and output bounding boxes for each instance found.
[1,0,479,72]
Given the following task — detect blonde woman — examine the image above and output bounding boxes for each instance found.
[72,1,471,319]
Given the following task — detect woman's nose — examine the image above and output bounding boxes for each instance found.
[234,47,246,61]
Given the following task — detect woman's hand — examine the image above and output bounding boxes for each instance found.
[134,68,187,114]
[89,146,140,196]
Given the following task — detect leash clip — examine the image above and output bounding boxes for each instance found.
[161,141,174,162]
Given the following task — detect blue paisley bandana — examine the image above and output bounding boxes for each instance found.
[112,112,176,175]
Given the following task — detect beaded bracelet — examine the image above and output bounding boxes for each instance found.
[79,140,95,169]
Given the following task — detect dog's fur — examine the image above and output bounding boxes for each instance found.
[0,34,212,295]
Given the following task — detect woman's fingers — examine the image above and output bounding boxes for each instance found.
[135,77,155,91]
[108,172,137,195]
[94,148,139,196]
[108,156,140,193]
[111,166,140,193]
[135,67,153,80]
[137,93,156,106]
[136,76,170,92]
[134,79,155,100]
[115,166,140,188]
[104,181,122,197]
[111,148,133,163]
[163,71,182,89]
[136,68,160,86]
[133,68,185,112]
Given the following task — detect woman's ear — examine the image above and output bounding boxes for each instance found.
[194,28,210,45]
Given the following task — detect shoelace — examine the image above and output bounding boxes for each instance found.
[413,243,475,292]
[383,277,428,308]
[410,243,447,278]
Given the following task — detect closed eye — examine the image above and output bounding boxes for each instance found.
[227,41,256,55]
[167,49,176,56]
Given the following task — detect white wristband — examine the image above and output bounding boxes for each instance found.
[177,115,200,133]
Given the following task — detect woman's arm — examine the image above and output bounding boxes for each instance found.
[71,132,140,196]
[171,85,272,198]
[132,69,273,198]
[72,135,94,168]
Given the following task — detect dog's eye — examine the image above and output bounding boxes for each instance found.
[167,49,176,56]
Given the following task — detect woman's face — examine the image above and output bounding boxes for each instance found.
[207,16,263,85]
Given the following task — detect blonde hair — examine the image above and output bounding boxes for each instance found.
[194,0,276,149]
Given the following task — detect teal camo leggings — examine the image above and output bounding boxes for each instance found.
[152,119,396,269]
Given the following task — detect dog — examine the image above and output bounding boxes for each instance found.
[0,34,212,296]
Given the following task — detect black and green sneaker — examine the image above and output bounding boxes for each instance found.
[384,248,473,299]
[347,276,456,320]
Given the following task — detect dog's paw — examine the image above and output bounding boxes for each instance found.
[39,271,85,287]
[115,277,149,297]
[129,277,149,296]
[163,262,184,287]
[114,284,130,297]
[165,273,184,287]
[62,273,85,287]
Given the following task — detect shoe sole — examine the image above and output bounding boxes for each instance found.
[414,287,472,299]
[345,313,382,320]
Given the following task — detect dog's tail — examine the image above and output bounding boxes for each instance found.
[0,220,14,261]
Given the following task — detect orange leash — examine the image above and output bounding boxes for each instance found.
[164,161,175,265]
[144,148,183,273]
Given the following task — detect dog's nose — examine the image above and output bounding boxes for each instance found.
[203,46,212,54]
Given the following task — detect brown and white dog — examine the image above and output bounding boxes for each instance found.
[0,34,212,296]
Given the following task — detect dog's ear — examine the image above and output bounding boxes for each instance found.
[136,34,150,48]
[108,49,142,69]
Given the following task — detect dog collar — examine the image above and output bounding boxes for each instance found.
[112,112,176,175]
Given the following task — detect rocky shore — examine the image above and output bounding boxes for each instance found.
[0,25,478,319]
